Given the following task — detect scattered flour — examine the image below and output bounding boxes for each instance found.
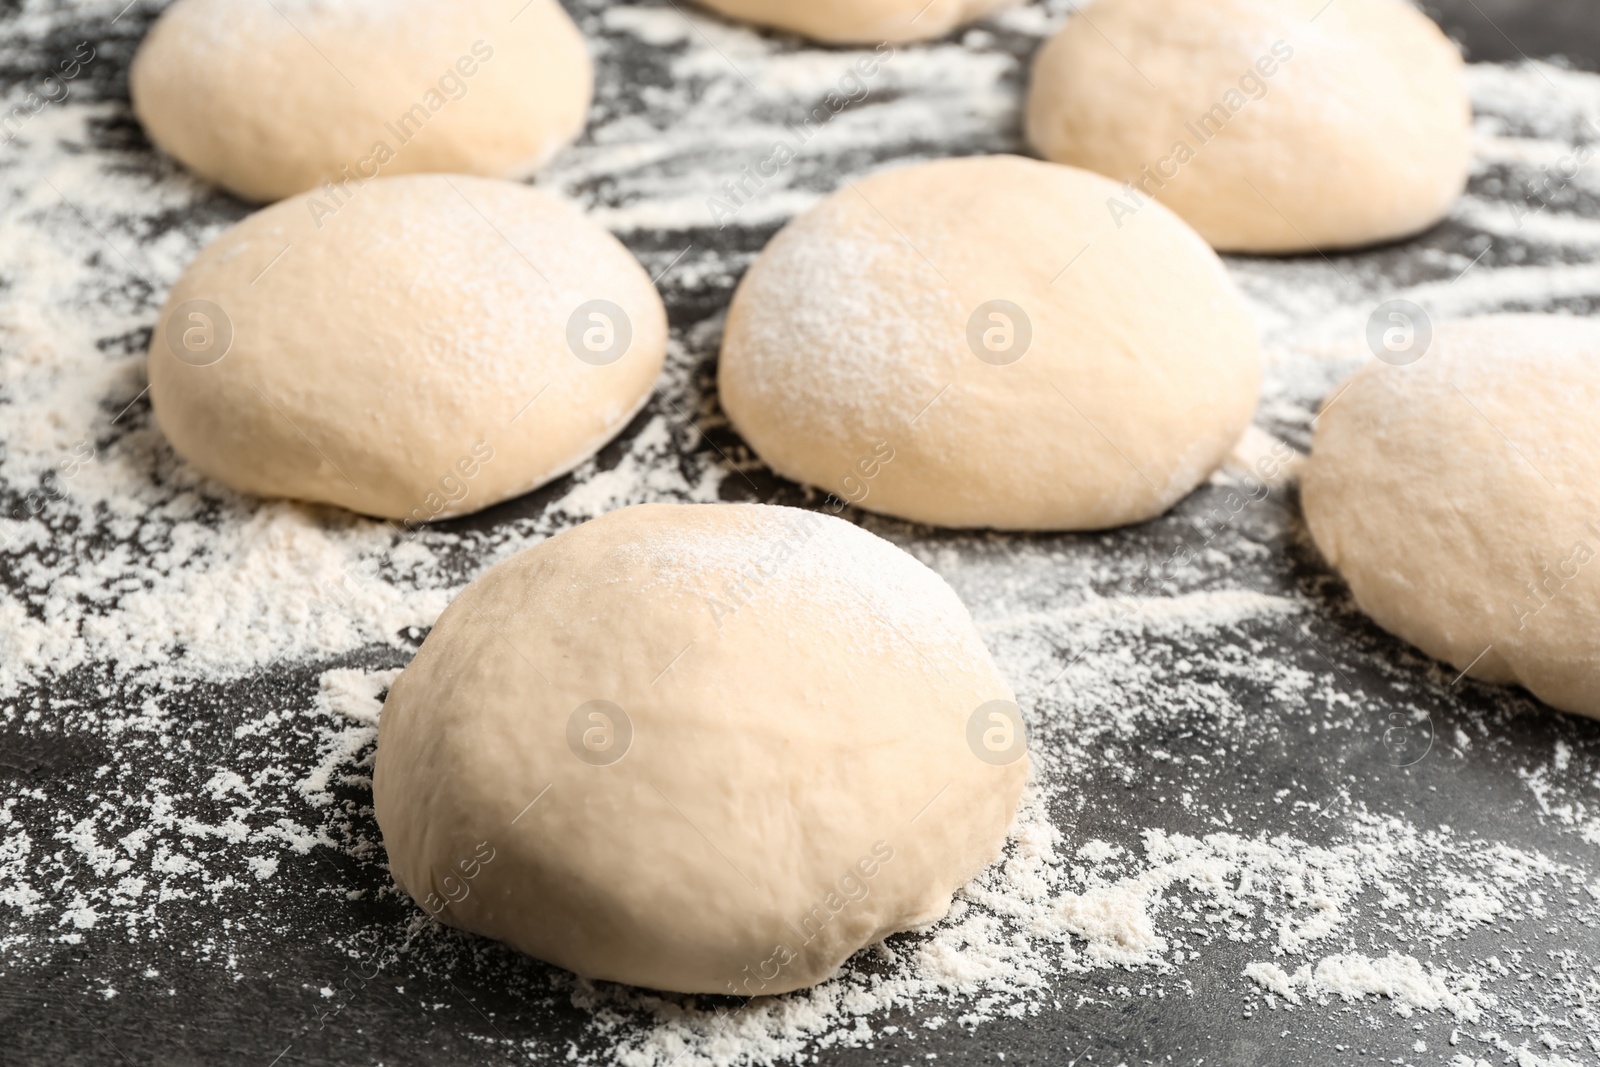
[1245,954,1483,1020]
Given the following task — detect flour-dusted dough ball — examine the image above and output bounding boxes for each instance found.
[719,155,1261,531]
[1025,0,1470,254]
[1304,316,1600,718]
[694,0,1013,43]
[130,0,592,203]
[374,503,1027,994]
[149,174,665,523]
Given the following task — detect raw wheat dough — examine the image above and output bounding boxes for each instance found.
[1025,0,1470,253]
[149,174,665,523]
[718,155,1261,531]
[693,0,1013,43]
[373,502,1028,994]
[1303,315,1600,719]
[130,0,592,203]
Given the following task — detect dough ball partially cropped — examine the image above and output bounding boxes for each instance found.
[130,0,592,203]
[374,502,1027,994]
[1303,316,1600,719]
[1025,0,1470,253]
[718,155,1261,531]
[149,174,665,523]
[693,0,1014,43]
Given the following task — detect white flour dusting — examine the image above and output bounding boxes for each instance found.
[2,1,1600,1064]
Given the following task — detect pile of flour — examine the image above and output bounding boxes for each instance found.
[2,1,1599,1065]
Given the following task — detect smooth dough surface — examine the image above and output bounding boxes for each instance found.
[718,155,1262,531]
[149,174,665,523]
[130,0,592,203]
[373,502,1028,994]
[1025,0,1470,253]
[1303,316,1600,719]
[693,0,1014,43]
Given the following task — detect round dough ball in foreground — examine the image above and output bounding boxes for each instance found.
[130,0,592,203]
[1025,0,1470,253]
[374,502,1027,994]
[1303,315,1600,718]
[719,155,1261,531]
[149,174,665,523]
[693,0,1013,43]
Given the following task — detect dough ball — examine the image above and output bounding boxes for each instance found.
[130,0,592,203]
[1303,315,1600,719]
[149,174,665,523]
[374,502,1027,994]
[718,155,1261,531]
[1025,0,1470,253]
[693,0,1014,43]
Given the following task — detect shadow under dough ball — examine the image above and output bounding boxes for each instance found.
[148,174,666,524]
[1303,315,1600,719]
[691,0,1015,44]
[130,0,592,203]
[1025,0,1471,254]
[718,154,1262,531]
[373,502,1028,995]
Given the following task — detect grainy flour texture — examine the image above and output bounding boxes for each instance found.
[2,1,1600,1065]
